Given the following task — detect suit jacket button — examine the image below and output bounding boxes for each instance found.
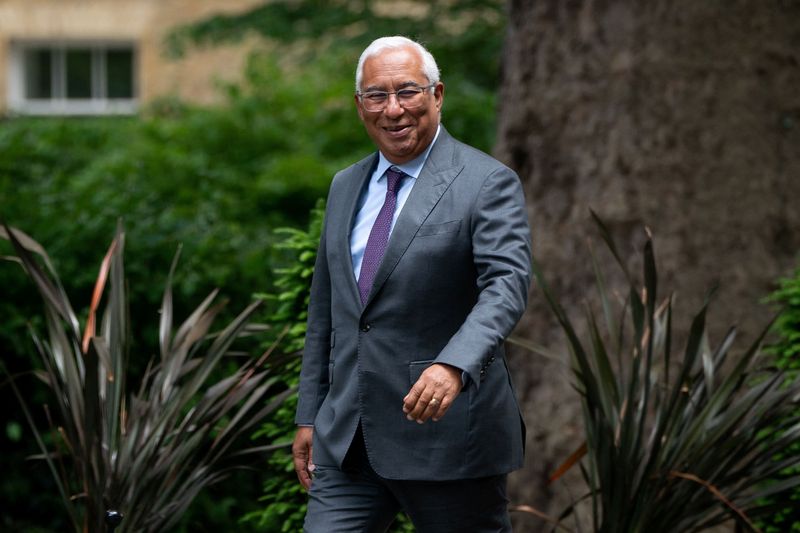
[360,323,371,332]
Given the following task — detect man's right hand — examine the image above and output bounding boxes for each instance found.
[292,426,315,490]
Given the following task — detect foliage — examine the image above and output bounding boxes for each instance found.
[766,267,800,372]
[515,214,800,532]
[261,198,327,355]
[757,267,800,532]
[0,48,362,530]
[0,47,359,328]
[240,201,413,532]
[1,224,293,533]
[241,199,324,532]
[0,43,374,324]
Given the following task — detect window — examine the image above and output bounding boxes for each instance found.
[9,41,137,115]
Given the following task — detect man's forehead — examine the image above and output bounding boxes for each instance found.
[359,45,431,91]
[362,47,422,70]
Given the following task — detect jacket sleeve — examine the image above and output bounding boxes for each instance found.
[434,165,532,388]
[294,209,332,425]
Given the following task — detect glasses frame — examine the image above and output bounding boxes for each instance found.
[356,83,437,112]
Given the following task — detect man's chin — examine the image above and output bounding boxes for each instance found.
[382,136,421,157]
[383,148,416,164]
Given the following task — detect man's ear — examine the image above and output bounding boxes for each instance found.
[434,82,445,112]
[354,94,365,121]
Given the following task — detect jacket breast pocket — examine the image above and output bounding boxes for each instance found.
[416,219,461,237]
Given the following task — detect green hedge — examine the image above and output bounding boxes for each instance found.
[759,267,800,532]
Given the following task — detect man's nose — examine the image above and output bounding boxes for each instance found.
[383,94,404,117]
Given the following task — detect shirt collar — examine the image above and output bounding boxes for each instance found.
[375,124,441,182]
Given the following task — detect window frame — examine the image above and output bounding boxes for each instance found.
[8,39,138,116]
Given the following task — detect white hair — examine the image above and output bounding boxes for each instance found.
[355,36,440,93]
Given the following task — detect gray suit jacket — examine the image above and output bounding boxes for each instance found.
[295,127,531,481]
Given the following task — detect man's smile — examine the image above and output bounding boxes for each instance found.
[383,124,412,137]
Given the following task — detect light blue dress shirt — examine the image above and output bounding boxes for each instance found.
[350,125,441,280]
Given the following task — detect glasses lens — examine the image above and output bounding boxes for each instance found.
[396,88,424,108]
[361,86,429,111]
[362,92,387,111]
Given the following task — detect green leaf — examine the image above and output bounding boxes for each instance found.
[5,420,23,442]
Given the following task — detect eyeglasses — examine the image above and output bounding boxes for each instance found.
[357,84,436,112]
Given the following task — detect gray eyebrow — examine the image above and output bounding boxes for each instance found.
[396,81,424,89]
[363,81,424,92]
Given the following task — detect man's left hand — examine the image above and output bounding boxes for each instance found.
[403,363,462,424]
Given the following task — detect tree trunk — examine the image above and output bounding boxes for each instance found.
[495,0,800,529]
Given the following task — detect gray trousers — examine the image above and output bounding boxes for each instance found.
[304,425,512,533]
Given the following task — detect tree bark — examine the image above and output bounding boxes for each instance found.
[495,0,800,528]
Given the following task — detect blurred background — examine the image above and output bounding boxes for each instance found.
[1,0,798,531]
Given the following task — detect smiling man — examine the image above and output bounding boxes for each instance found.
[292,36,531,533]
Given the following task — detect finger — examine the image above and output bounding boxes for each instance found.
[417,391,456,423]
[402,384,424,414]
[431,395,454,422]
[407,388,438,421]
[293,451,312,490]
[292,429,314,490]
[414,394,444,423]
[404,371,441,417]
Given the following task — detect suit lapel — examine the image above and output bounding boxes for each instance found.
[364,129,464,307]
[334,154,377,307]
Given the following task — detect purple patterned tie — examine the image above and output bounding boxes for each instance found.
[357,166,406,305]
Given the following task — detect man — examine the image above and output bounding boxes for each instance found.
[293,36,531,532]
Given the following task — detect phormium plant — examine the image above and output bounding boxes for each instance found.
[1,224,293,533]
[512,213,800,532]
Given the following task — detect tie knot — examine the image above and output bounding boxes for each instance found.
[385,167,405,193]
